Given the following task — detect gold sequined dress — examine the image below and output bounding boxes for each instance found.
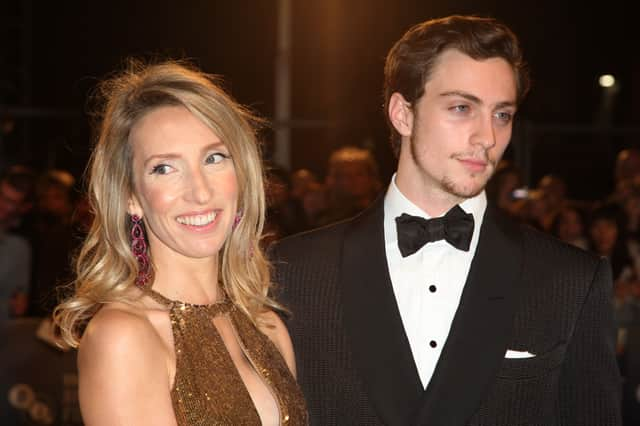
[145,289,308,425]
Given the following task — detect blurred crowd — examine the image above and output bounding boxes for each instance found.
[1,166,91,319]
[2,145,640,342]
[484,149,640,328]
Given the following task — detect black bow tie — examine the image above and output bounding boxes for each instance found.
[395,205,474,257]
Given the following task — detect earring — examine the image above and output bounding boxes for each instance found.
[232,210,243,230]
[130,214,150,287]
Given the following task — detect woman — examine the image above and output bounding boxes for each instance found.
[53,60,308,425]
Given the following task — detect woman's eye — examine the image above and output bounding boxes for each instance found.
[151,164,172,175]
[206,153,229,164]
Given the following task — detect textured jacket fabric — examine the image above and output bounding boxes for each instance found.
[270,197,622,426]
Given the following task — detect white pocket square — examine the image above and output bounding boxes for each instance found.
[505,349,536,359]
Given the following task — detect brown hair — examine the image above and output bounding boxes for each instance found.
[384,15,530,156]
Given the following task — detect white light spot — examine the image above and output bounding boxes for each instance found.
[599,74,616,88]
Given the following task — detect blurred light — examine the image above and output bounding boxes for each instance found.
[598,74,616,88]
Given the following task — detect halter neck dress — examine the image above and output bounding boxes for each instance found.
[145,288,308,425]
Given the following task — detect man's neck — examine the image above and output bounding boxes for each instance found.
[395,179,464,217]
[394,159,469,216]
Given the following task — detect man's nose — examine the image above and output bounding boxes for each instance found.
[471,114,497,149]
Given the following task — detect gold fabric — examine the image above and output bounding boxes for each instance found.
[145,289,308,425]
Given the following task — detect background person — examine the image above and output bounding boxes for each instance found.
[0,165,36,319]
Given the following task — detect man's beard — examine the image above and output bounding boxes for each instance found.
[409,135,498,200]
[440,173,488,199]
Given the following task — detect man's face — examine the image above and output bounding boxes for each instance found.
[328,161,375,200]
[0,181,27,226]
[392,49,517,213]
[590,219,618,255]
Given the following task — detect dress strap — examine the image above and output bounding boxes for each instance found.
[143,287,174,307]
[142,287,234,316]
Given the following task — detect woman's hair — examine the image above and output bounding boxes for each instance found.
[54,59,278,347]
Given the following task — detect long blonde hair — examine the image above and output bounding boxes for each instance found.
[54,60,279,347]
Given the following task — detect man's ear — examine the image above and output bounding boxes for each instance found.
[388,92,413,138]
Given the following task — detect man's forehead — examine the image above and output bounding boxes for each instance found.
[424,49,517,104]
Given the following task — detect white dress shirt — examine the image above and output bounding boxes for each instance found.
[383,174,486,388]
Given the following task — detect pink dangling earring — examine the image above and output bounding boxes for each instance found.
[130,214,150,287]
[232,210,243,230]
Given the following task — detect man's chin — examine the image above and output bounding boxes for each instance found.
[443,179,487,200]
[454,189,484,200]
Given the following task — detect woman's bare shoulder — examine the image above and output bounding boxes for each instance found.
[82,302,156,349]
[77,303,177,425]
[79,303,165,375]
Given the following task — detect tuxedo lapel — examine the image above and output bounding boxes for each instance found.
[340,197,424,425]
[413,206,525,425]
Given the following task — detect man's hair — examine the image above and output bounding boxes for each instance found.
[383,15,530,157]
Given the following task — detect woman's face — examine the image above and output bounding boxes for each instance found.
[127,106,238,265]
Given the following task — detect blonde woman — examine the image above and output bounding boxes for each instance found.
[54,61,308,425]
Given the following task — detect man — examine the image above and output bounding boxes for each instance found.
[316,146,382,227]
[28,168,78,316]
[614,147,640,185]
[0,166,35,319]
[270,15,621,425]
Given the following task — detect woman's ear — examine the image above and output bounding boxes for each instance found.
[388,92,414,137]
[127,194,143,218]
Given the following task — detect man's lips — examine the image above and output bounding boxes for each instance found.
[458,157,488,172]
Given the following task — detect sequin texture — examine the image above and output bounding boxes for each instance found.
[145,289,308,425]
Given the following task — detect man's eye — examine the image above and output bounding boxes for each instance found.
[151,164,172,175]
[451,105,469,113]
[495,111,513,123]
[206,153,229,164]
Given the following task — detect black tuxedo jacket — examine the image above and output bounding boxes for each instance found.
[271,197,622,425]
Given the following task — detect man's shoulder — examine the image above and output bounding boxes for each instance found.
[273,197,384,255]
[268,221,353,302]
[487,206,598,262]
[271,220,351,255]
[516,221,603,268]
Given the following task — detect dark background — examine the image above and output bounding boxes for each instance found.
[1,0,638,201]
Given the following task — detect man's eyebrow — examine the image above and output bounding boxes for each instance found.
[495,100,517,110]
[440,91,517,109]
[439,91,482,104]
